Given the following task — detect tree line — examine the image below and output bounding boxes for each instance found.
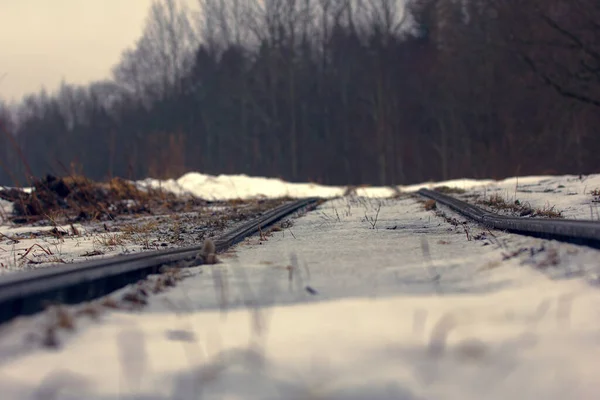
[1,0,599,187]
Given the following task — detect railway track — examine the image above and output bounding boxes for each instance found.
[419,188,600,249]
[4,189,597,326]
[0,197,321,325]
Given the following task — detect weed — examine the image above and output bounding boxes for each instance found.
[364,202,381,229]
[95,233,127,249]
[534,205,563,218]
[317,210,340,224]
[434,209,462,227]
[0,232,19,244]
[121,220,158,236]
[423,199,437,211]
[464,225,471,241]
[120,220,159,248]
[478,193,563,218]
[483,193,511,209]
[201,238,217,264]
[258,225,268,242]
[591,188,600,203]
[20,243,53,259]
[68,223,80,236]
[82,249,104,257]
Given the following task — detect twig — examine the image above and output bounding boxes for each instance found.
[464,224,471,241]
[20,243,53,259]
[0,232,19,243]
[365,203,381,229]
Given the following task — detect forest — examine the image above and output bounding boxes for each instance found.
[1,0,599,187]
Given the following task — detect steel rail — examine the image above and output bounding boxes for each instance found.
[418,189,600,249]
[0,197,321,325]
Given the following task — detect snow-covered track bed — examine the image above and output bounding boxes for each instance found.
[0,198,321,325]
[1,195,600,399]
[419,189,600,249]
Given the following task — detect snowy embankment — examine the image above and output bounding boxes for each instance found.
[142,172,600,219]
[139,172,349,200]
[0,177,599,399]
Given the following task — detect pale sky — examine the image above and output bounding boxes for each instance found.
[0,0,160,102]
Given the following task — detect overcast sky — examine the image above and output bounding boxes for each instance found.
[0,0,160,102]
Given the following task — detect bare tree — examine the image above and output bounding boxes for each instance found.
[504,0,600,108]
[113,0,197,104]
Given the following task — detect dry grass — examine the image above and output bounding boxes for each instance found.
[119,220,160,249]
[591,188,600,203]
[534,205,563,218]
[95,233,127,249]
[423,199,437,211]
[0,174,203,225]
[121,220,159,236]
[478,193,563,218]
[434,186,466,195]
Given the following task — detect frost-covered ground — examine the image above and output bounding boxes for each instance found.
[0,188,599,399]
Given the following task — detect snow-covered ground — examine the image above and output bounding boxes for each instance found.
[0,188,599,399]
[0,199,290,273]
[410,174,600,220]
[139,172,600,219]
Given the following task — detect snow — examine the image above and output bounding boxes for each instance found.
[0,222,135,272]
[139,172,348,200]
[404,174,600,220]
[136,172,600,220]
[139,172,407,200]
[0,194,599,399]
